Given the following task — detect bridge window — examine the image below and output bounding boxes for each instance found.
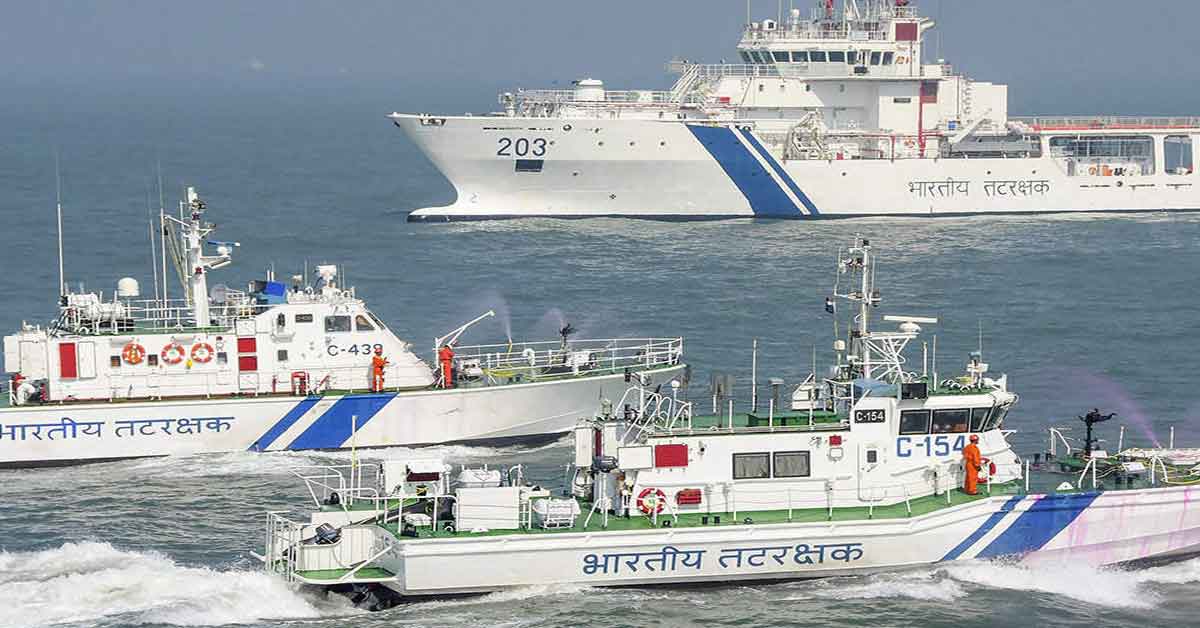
[969,407,991,432]
[732,453,771,479]
[899,410,931,435]
[751,51,768,64]
[870,51,882,65]
[324,315,351,333]
[828,51,845,63]
[355,315,375,331]
[883,52,894,65]
[1166,135,1194,175]
[809,51,827,63]
[846,51,859,65]
[932,409,969,434]
[773,451,811,478]
[515,159,544,173]
[739,51,753,63]
[773,51,791,63]
[794,51,809,62]
[985,404,1011,431]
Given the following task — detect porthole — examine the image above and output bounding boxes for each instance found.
[598,141,604,146]
[629,141,636,147]
[563,124,573,132]
[660,141,666,147]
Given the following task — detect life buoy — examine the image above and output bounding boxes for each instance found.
[122,343,146,365]
[522,347,537,367]
[161,343,186,365]
[1088,166,1098,176]
[191,342,215,364]
[896,55,908,64]
[637,487,667,515]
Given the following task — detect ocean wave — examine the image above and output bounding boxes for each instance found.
[0,541,358,628]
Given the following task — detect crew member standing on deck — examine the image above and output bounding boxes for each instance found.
[371,346,388,392]
[962,434,983,495]
[438,343,455,388]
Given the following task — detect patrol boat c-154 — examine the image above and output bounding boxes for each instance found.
[259,238,1200,606]
[394,0,1200,220]
[0,187,685,467]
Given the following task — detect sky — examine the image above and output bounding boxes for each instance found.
[3,0,1199,114]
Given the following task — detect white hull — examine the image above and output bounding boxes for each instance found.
[0,364,683,466]
[292,486,1200,596]
[396,116,1200,220]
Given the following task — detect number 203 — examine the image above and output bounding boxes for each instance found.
[497,137,547,157]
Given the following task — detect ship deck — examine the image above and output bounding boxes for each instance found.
[377,482,1021,541]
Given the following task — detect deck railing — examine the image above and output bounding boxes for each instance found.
[447,337,683,385]
[1013,116,1200,131]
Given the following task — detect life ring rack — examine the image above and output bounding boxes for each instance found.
[191,342,215,364]
[122,342,146,365]
[161,343,186,365]
[522,347,537,367]
[637,487,667,515]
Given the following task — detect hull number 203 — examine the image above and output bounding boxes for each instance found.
[497,137,547,157]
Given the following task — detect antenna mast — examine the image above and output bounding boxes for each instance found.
[54,151,65,299]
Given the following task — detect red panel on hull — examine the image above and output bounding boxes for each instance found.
[58,343,77,379]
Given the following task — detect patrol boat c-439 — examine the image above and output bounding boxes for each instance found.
[0,187,685,467]
[259,238,1200,606]
[393,0,1200,220]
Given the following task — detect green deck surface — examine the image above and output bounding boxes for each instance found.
[296,567,395,581]
[379,483,1020,540]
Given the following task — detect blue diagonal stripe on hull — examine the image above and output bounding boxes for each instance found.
[736,128,820,216]
[286,392,397,451]
[975,492,1102,559]
[249,396,320,451]
[687,125,801,217]
[941,495,1024,561]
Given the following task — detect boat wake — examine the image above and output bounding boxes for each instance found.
[0,541,359,628]
[796,557,1200,609]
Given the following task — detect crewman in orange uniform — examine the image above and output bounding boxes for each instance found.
[438,344,455,388]
[962,434,983,495]
[371,346,388,392]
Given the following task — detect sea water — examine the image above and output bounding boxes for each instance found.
[2,82,1199,628]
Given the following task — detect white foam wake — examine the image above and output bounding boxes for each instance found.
[788,556,1200,608]
[0,541,358,628]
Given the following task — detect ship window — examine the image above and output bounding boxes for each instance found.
[970,407,992,432]
[871,51,882,65]
[148,354,158,366]
[277,349,288,362]
[828,51,845,63]
[355,315,375,331]
[739,51,753,63]
[809,51,827,63]
[883,52,894,65]
[985,404,1011,431]
[515,159,544,173]
[295,313,314,323]
[773,51,790,62]
[1166,135,1194,175]
[899,410,931,435]
[324,315,351,333]
[110,355,121,368]
[845,51,858,64]
[217,351,228,365]
[773,451,811,478]
[793,51,809,63]
[749,51,764,63]
[932,409,970,434]
[368,312,387,330]
[1049,135,1156,173]
[894,97,912,104]
[732,453,771,479]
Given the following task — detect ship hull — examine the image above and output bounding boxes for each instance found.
[291,486,1200,597]
[394,115,1200,220]
[0,364,683,467]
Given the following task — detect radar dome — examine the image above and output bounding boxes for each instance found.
[116,277,140,298]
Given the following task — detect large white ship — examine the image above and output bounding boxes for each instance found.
[393,0,1199,221]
